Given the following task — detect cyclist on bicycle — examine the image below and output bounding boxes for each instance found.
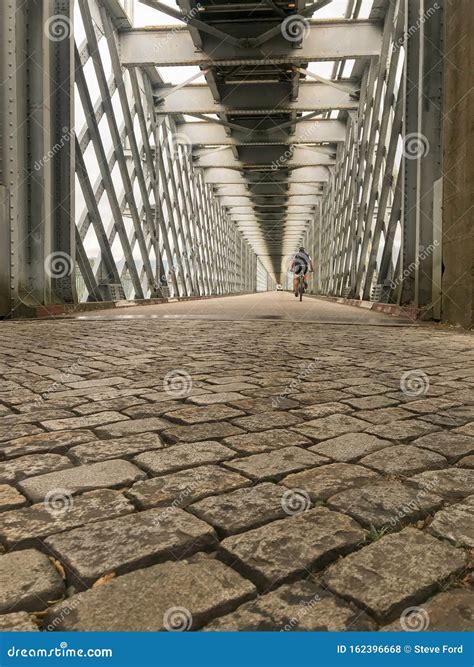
[291,247,314,296]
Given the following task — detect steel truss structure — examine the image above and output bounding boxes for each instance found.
[301,0,444,315]
[0,0,259,315]
[0,0,446,317]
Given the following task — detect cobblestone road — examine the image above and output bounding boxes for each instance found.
[0,297,473,631]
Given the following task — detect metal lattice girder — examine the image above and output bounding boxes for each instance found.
[154,83,359,115]
[119,21,383,67]
[142,76,181,296]
[312,0,445,310]
[75,138,123,286]
[100,7,160,297]
[350,0,400,298]
[215,184,322,197]
[0,0,267,311]
[75,228,103,302]
[122,2,387,283]
[74,44,145,299]
[78,0,157,297]
[193,147,336,169]
[176,120,347,146]
[220,196,320,206]
[202,167,330,184]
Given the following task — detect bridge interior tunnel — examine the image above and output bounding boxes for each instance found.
[0,0,472,326]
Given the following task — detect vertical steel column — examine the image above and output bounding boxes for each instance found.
[401,0,443,311]
[0,0,17,315]
[26,0,52,305]
[0,0,76,313]
[401,0,421,305]
[419,0,443,315]
[49,0,75,303]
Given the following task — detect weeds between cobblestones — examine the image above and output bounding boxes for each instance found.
[0,319,472,631]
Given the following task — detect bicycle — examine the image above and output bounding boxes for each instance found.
[297,273,305,301]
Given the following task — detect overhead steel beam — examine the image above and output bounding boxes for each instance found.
[202,166,330,184]
[176,120,347,145]
[139,0,243,46]
[154,83,358,114]
[119,21,383,67]
[220,196,321,206]
[214,184,323,196]
[193,147,336,168]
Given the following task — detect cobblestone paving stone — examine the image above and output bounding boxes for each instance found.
[0,317,472,631]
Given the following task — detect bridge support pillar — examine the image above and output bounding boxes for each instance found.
[0,0,75,317]
[441,0,474,328]
[401,0,444,318]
